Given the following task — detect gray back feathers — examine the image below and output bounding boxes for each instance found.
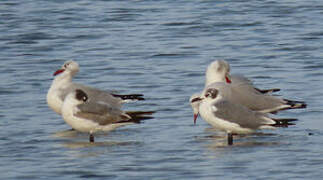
[75,101,130,125]
[212,100,272,129]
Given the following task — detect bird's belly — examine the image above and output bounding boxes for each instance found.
[63,112,132,134]
[207,116,253,134]
[64,114,97,133]
[201,106,253,134]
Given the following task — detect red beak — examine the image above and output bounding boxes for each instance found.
[53,69,65,76]
[194,114,198,125]
[225,76,232,83]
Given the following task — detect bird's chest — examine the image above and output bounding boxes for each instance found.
[47,86,67,114]
[199,102,224,128]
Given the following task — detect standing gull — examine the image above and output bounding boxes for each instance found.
[47,60,144,115]
[199,86,297,145]
[62,89,153,142]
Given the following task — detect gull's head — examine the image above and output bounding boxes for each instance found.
[190,93,203,125]
[205,60,232,85]
[53,60,80,77]
[204,88,219,100]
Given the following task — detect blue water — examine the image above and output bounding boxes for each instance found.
[1,0,323,179]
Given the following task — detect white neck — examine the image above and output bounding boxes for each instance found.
[205,70,225,87]
[51,72,73,88]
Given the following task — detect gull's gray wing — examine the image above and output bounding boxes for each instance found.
[58,82,123,108]
[231,74,253,86]
[212,100,272,129]
[207,82,296,113]
[73,83,122,106]
[232,74,280,94]
[231,75,264,95]
[74,101,130,125]
[230,86,286,111]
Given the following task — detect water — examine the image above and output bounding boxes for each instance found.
[1,0,323,179]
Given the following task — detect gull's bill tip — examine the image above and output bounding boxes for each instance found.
[194,114,198,125]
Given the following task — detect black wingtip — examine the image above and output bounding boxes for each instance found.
[124,111,156,123]
[284,99,307,109]
[272,118,298,127]
[112,94,145,101]
[126,111,155,116]
[256,88,281,94]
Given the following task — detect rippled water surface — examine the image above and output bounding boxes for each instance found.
[1,0,323,179]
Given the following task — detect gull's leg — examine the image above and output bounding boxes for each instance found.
[228,133,233,146]
[89,133,95,143]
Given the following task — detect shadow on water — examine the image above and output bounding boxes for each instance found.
[206,139,280,150]
[52,129,141,149]
[53,129,79,138]
[196,128,281,150]
[61,141,140,149]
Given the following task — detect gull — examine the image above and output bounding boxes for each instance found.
[47,60,144,115]
[62,89,154,142]
[189,87,282,125]
[190,60,281,123]
[198,86,297,145]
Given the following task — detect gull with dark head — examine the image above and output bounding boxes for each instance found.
[198,85,297,145]
[62,89,154,142]
[47,60,144,115]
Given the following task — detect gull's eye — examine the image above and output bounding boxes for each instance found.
[64,62,71,68]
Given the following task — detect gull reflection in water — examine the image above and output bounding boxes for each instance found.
[61,141,140,149]
[53,129,141,149]
[198,128,281,150]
